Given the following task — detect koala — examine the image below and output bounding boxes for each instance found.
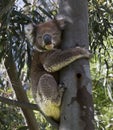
[28,19,90,121]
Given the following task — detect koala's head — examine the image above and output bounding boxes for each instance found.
[32,19,65,52]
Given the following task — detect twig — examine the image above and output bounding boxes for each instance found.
[0,96,39,110]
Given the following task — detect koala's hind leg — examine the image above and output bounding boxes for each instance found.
[35,73,65,120]
[37,74,64,106]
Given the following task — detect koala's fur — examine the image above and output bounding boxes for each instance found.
[27,19,90,121]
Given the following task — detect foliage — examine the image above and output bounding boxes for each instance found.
[0,103,25,130]
[0,0,113,129]
[89,0,113,129]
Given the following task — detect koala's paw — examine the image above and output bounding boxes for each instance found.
[59,82,67,93]
[75,47,92,58]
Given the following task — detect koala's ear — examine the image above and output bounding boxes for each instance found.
[32,23,38,35]
[57,19,65,30]
[56,15,66,29]
[56,15,73,29]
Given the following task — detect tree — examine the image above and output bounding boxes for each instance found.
[59,0,94,130]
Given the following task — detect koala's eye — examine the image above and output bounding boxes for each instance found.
[53,32,59,35]
[37,35,42,39]
[53,33,60,36]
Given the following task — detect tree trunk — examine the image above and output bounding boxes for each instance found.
[59,0,94,130]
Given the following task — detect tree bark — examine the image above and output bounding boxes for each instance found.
[59,0,94,130]
[4,50,39,130]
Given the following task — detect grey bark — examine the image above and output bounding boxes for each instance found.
[59,0,94,130]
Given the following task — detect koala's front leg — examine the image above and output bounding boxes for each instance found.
[43,47,91,72]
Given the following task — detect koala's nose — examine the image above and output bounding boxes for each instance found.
[43,34,52,45]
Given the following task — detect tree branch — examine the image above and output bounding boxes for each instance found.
[0,95,59,129]
[0,96,39,110]
[4,50,39,130]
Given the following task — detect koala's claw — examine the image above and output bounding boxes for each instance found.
[75,47,92,58]
[59,82,67,92]
[59,82,65,87]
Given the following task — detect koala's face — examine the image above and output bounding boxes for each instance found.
[33,19,65,52]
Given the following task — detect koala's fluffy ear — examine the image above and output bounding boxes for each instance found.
[56,15,73,29]
[57,19,65,30]
[56,15,66,30]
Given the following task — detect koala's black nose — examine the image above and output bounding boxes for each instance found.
[43,34,52,45]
